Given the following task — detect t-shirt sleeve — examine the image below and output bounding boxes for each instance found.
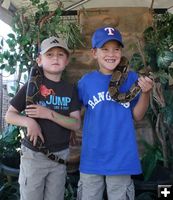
[77,77,85,104]
[10,83,27,112]
[69,84,81,113]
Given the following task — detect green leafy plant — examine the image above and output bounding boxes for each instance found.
[0,125,20,200]
[0,0,84,96]
[130,11,173,180]
[140,141,163,181]
[0,180,19,200]
[0,125,21,168]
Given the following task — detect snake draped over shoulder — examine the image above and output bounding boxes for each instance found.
[108,56,149,103]
[26,66,43,105]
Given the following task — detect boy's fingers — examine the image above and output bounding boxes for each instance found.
[145,76,153,83]
[38,134,45,143]
[28,135,33,142]
[26,104,37,108]
[33,137,37,146]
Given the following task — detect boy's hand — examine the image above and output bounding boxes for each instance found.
[25,104,52,120]
[138,76,153,93]
[26,117,44,146]
[70,131,78,146]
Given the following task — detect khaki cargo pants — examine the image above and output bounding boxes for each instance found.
[19,145,69,200]
[77,173,135,200]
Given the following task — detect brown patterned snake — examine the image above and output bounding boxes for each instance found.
[108,56,152,103]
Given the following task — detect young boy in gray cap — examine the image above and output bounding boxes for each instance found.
[5,36,81,200]
[77,27,153,200]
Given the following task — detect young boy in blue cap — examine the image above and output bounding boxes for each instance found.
[77,27,153,200]
[5,36,81,200]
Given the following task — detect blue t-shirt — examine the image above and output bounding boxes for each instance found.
[78,70,142,175]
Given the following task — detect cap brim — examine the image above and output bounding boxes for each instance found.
[40,44,70,55]
[95,38,124,48]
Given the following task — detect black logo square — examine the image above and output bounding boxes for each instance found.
[158,185,173,199]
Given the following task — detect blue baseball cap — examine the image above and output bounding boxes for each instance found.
[92,27,124,48]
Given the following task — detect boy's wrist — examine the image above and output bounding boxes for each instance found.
[25,116,35,128]
[142,89,151,95]
[140,91,151,100]
[49,110,54,121]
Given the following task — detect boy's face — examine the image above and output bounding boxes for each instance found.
[92,40,122,74]
[37,47,69,76]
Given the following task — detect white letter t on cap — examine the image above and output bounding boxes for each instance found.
[104,27,114,35]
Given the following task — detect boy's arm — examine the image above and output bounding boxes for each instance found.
[5,105,44,146]
[51,109,81,131]
[25,104,81,131]
[133,76,153,121]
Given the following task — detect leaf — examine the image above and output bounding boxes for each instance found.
[7,33,15,39]
[157,51,173,69]
[8,93,15,97]
[23,74,28,81]
[0,64,6,69]
[10,85,17,92]
[0,38,4,49]
[3,50,10,60]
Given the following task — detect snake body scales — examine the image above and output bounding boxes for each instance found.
[109,56,145,103]
[26,66,43,105]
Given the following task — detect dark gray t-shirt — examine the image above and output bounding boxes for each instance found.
[10,76,81,152]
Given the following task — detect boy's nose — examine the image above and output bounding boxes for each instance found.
[108,50,115,55]
[52,55,59,59]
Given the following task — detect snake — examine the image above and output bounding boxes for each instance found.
[108,56,151,103]
[26,66,43,105]
[25,66,44,148]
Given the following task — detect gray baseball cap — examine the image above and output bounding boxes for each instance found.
[40,36,70,55]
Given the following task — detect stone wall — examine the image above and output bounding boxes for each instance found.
[66,7,153,83]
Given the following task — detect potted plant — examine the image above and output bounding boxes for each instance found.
[0,125,20,169]
[0,125,20,200]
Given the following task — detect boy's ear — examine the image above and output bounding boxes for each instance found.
[36,56,42,66]
[91,48,97,59]
[65,57,70,66]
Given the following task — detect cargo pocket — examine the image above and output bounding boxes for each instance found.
[126,180,135,200]
[76,179,83,200]
[18,165,27,187]
[18,145,29,187]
